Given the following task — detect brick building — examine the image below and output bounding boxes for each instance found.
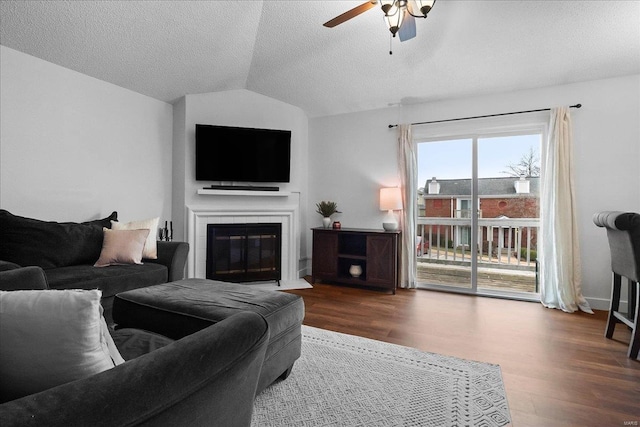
[421,176,539,251]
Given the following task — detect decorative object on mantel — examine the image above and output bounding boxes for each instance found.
[315,201,341,228]
[158,221,173,241]
[332,221,341,229]
[380,187,402,231]
[349,264,362,278]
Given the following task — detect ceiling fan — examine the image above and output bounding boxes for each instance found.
[323,0,436,43]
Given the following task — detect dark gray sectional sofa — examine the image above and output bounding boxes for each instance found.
[0,266,268,427]
[0,209,188,323]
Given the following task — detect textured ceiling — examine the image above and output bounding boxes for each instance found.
[1,1,639,118]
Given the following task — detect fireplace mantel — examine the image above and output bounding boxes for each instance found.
[186,202,299,281]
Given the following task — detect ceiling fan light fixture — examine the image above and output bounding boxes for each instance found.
[409,0,435,18]
[323,0,436,45]
[380,0,395,15]
[384,2,404,36]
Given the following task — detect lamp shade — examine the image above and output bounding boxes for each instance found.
[380,187,403,211]
[384,3,404,36]
[412,0,435,17]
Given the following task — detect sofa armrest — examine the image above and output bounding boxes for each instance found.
[145,241,189,282]
[0,266,49,291]
[0,311,269,427]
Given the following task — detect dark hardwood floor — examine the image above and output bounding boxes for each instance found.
[287,279,640,427]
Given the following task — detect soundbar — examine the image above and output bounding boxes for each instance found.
[205,185,280,192]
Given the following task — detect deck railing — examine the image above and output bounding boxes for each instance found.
[416,216,540,268]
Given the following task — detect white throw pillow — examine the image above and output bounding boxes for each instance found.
[111,217,159,259]
[0,289,124,402]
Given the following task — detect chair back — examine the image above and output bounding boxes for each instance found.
[593,211,640,282]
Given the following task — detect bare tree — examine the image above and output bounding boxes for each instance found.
[501,146,540,177]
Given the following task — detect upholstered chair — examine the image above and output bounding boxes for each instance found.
[593,211,640,359]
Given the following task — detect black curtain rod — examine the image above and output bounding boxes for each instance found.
[388,103,582,129]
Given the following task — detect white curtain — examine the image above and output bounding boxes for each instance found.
[540,107,592,313]
[397,124,417,288]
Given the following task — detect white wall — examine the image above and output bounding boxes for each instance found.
[172,89,310,273]
[0,46,173,223]
[309,74,640,310]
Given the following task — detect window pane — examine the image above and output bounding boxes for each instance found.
[477,134,541,293]
[417,139,472,290]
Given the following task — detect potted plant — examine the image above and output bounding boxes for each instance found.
[315,201,341,228]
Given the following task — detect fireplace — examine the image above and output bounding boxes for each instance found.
[186,203,299,281]
[206,223,282,283]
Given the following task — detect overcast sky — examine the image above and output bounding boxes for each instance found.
[417,134,541,188]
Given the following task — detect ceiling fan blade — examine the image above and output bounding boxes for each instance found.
[399,12,416,42]
[323,1,377,28]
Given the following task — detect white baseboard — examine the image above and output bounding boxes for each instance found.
[585,296,617,312]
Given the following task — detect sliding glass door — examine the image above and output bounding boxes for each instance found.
[416,130,542,299]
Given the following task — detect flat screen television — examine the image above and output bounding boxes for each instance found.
[195,124,291,183]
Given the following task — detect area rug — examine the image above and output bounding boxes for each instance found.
[245,278,313,291]
[252,326,511,427]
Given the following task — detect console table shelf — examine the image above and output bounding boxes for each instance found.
[337,253,367,260]
[311,227,401,294]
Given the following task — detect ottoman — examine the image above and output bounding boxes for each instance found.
[112,278,305,393]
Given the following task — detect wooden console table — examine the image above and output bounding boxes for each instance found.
[311,227,401,294]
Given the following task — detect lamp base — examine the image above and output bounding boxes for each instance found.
[382,210,398,231]
[382,222,398,231]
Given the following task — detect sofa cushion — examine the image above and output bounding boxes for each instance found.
[0,289,124,403]
[111,217,159,259]
[45,264,168,299]
[0,210,115,269]
[83,211,118,228]
[0,261,21,272]
[94,228,150,267]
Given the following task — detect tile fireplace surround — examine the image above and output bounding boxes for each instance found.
[186,200,299,281]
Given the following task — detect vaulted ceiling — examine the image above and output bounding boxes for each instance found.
[1,1,639,118]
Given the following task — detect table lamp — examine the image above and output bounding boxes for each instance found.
[380,187,402,231]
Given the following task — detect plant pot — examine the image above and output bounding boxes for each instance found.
[322,217,332,228]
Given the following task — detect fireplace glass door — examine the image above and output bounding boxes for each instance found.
[206,223,282,283]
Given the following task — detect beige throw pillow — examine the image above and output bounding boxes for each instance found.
[111,217,159,259]
[0,289,124,402]
[94,228,150,267]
